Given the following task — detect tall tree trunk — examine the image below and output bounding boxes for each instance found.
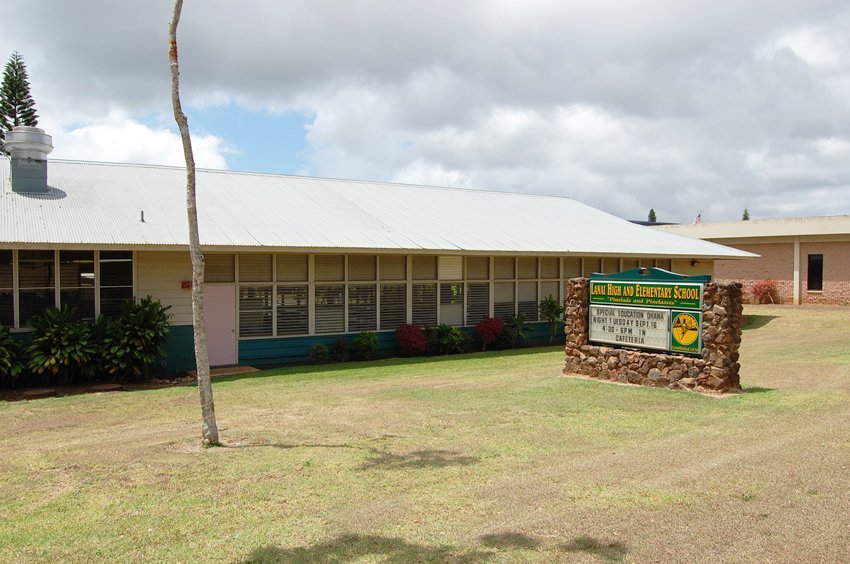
[169,0,220,446]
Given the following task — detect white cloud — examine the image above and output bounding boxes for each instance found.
[45,115,230,170]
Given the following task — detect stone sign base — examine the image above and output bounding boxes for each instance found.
[563,278,744,394]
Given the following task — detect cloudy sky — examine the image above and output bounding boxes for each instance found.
[3,0,849,222]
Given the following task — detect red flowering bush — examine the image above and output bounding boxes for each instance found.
[751,279,779,304]
[396,324,427,356]
[475,317,505,351]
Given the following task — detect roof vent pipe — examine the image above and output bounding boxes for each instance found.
[4,126,53,193]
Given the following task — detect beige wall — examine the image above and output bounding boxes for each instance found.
[136,251,193,325]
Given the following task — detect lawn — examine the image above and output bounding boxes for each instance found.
[1,305,848,562]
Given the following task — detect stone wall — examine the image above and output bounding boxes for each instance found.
[563,278,744,394]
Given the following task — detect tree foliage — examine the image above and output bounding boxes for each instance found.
[538,295,566,345]
[0,51,39,148]
[742,208,750,221]
[648,208,657,223]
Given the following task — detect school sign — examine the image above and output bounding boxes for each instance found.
[588,268,710,355]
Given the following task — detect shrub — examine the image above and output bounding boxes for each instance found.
[538,295,566,345]
[503,312,533,348]
[351,331,378,361]
[396,324,427,356]
[332,338,350,362]
[475,317,504,351]
[0,327,26,387]
[309,343,329,363]
[751,279,779,304]
[27,306,98,385]
[425,324,467,355]
[102,296,172,381]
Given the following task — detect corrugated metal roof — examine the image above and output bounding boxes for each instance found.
[0,159,753,258]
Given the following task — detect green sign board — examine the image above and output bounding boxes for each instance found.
[588,268,708,356]
[590,281,703,310]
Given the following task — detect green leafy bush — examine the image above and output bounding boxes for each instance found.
[396,324,427,356]
[332,338,350,362]
[351,331,378,361]
[425,324,467,355]
[27,306,98,385]
[0,327,26,386]
[309,343,329,363]
[503,312,533,348]
[538,295,566,345]
[102,296,172,381]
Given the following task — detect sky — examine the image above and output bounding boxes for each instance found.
[2,0,850,223]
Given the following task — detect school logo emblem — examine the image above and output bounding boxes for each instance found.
[670,311,701,353]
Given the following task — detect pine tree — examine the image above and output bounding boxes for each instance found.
[648,208,657,223]
[0,52,39,148]
[742,208,750,221]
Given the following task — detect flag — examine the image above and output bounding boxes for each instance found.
[693,211,702,225]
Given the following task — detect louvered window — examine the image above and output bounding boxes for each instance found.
[315,255,345,281]
[622,258,639,271]
[380,283,407,329]
[583,258,602,276]
[413,256,437,280]
[99,251,134,318]
[540,257,559,279]
[518,257,537,279]
[348,284,377,331]
[315,285,345,333]
[412,283,437,326]
[540,281,559,303]
[239,286,273,337]
[563,258,582,278]
[440,283,464,326]
[466,257,489,280]
[276,285,308,335]
[380,256,406,280]
[518,281,538,321]
[494,257,514,279]
[206,254,235,283]
[18,250,56,326]
[348,255,376,281]
[239,254,273,282]
[60,251,95,321]
[466,282,489,325]
[438,256,463,280]
[276,254,308,282]
[0,251,11,327]
[494,282,515,319]
[602,259,620,274]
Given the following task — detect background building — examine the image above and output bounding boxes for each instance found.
[655,216,850,305]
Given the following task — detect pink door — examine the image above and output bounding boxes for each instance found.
[204,285,238,366]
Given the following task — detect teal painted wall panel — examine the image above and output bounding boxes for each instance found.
[160,325,196,375]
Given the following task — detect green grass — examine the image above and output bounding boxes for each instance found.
[1,305,849,562]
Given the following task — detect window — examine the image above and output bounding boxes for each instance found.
[563,258,581,278]
[540,257,559,279]
[60,251,95,321]
[494,282,515,319]
[380,256,406,280]
[18,250,56,326]
[466,282,489,325]
[808,254,823,291]
[99,251,133,318]
[518,257,537,279]
[494,257,514,279]
[348,256,376,281]
[412,256,437,280]
[440,283,464,326]
[239,254,273,282]
[380,284,406,329]
[205,254,235,283]
[276,254,308,282]
[412,283,437,326]
[517,281,538,321]
[276,286,308,335]
[239,286,273,337]
[0,250,12,327]
[348,284,377,331]
[466,257,489,280]
[315,285,345,333]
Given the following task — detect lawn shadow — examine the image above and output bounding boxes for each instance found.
[479,532,540,549]
[359,449,479,470]
[742,314,780,331]
[223,442,366,451]
[742,386,775,394]
[559,536,628,561]
[240,534,490,563]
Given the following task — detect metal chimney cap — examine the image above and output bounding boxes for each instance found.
[5,126,54,160]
